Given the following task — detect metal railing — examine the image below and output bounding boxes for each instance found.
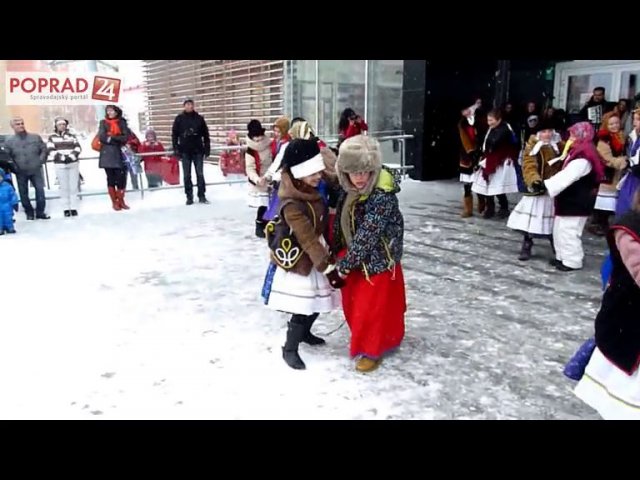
[34,133,414,202]
[323,133,415,175]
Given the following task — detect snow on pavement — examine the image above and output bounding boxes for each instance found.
[0,176,601,419]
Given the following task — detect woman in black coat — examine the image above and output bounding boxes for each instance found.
[98,105,131,210]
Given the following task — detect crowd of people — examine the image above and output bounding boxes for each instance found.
[2,87,637,414]
[457,87,640,419]
[0,104,406,374]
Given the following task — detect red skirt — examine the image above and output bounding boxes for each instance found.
[340,258,406,359]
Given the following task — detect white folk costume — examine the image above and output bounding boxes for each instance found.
[457,102,484,217]
[545,122,605,271]
[507,129,563,236]
[574,213,640,419]
[472,121,520,197]
[265,138,341,370]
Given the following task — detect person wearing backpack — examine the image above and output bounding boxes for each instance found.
[265,138,344,370]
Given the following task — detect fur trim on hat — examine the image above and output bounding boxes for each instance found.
[336,135,382,195]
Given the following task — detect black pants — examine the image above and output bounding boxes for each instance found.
[463,183,472,197]
[16,170,46,216]
[105,168,127,189]
[290,313,319,325]
[181,153,206,199]
[497,194,508,209]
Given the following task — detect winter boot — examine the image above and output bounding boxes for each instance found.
[108,187,121,211]
[355,356,382,373]
[70,210,78,216]
[282,322,306,370]
[496,194,510,219]
[477,195,486,215]
[461,196,473,218]
[117,189,130,210]
[64,210,71,217]
[518,236,534,261]
[301,315,325,346]
[198,196,210,204]
[483,197,496,219]
[255,206,267,238]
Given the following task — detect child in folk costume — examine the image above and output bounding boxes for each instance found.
[544,122,606,272]
[333,135,406,373]
[573,191,640,419]
[615,108,640,218]
[269,117,291,166]
[219,129,246,181]
[471,109,520,219]
[265,139,343,370]
[589,112,628,236]
[507,119,563,261]
[245,119,273,237]
[138,128,166,188]
[259,121,339,308]
[458,99,485,217]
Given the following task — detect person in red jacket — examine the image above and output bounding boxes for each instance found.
[138,128,165,188]
[219,129,246,180]
[337,108,368,148]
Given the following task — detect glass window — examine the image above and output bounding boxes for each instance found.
[619,70,640,102]
[287,60,317,130]
[318,60,365,138]
[367,60,403,134]
[566,73,613,113]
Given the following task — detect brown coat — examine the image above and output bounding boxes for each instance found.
[522,135,563,190]
[596,140,627,195]
[458,118,478,171]
[278,171,332,276]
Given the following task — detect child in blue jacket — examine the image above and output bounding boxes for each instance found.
[0,167,19,234]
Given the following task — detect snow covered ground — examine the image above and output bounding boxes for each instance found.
[1,170,602,419]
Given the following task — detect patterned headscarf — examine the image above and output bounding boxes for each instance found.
[289,121,314,140]
[565,122,605,182]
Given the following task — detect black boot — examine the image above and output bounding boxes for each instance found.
[64,210,71,217]
[301,314,325,346]
[70,210,78,216]
[282,322,306,370]
[518,235,533,261]
[255,206,267,238]
[496,194,509,219]
[483,197,496,219]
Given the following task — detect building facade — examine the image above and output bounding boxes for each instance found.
[143,60,405,164]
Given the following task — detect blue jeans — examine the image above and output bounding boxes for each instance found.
[16,169,46,216]
[181,153,205,199]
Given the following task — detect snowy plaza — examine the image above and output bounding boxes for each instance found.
[1,166,602,419]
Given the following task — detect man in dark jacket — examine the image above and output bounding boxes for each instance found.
[171,99,211,205]
[4,117,50,220]
[579,87,616,130]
